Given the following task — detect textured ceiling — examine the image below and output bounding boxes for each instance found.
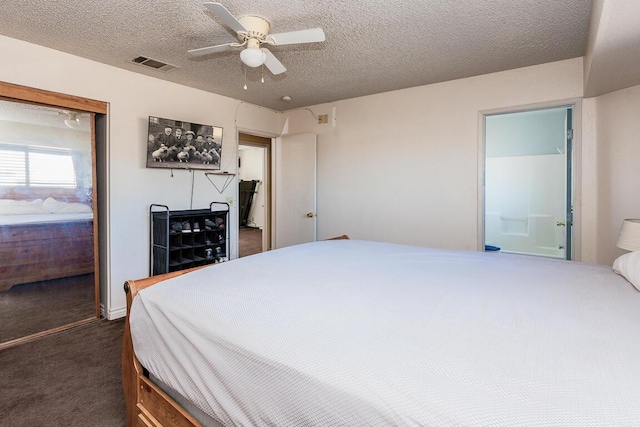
[0,0,593,111]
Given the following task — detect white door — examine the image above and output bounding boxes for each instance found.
[274,133,317,248]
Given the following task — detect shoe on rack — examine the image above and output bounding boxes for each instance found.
[205,238,212,246]
[205,219,215,230]
[193,221,201,232]
[216,218,225,229]
[181,221,191,233]
[170,221,182,234]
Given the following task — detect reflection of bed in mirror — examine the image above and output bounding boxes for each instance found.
[123,238,640,427]
[0,194,94,292]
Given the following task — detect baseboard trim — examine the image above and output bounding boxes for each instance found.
[107,305,127,320]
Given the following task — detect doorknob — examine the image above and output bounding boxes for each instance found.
[556,221,565,227]
[306,212,315,218]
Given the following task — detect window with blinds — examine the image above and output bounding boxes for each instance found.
[0,149,26,185]
[0,145,77,188]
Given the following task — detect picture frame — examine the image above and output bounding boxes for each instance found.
[146,116,223,170]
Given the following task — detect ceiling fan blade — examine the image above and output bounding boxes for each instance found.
[188,43,234,57]
[262,49,286,75]
[203,2,247,33]
[269,28,325,45]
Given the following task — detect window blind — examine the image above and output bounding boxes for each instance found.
[0,145,76,188]
[0,149,27,185]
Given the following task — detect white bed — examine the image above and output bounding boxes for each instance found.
[0,212,93,225]
[0,197,93,226]
[128,239,640,426]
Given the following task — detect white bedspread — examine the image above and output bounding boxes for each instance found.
[0,212,93,225]
[131,240,640,426]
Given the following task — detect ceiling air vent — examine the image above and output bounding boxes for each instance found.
[131,56,179,72]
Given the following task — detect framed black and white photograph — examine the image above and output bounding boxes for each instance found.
[146,116,223,170]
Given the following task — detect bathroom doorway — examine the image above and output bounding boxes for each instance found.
[483,106,573,259]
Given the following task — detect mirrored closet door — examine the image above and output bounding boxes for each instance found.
[0,98,99,345]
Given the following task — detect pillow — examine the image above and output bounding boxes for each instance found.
[42,197,93,214]
[0,198,46,215]
[613,251,640,291]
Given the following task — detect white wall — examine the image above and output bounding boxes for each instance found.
[592,84,640,265]
[238,145,265,227]
[578,96,598,263]
[485,108,567,157]
[0,120,90,152]
[282,59,584,252]
[485,155,565,257]
[0,35,281,319]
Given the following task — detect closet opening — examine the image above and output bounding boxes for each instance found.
[0,81,107,348]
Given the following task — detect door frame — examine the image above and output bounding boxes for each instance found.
[477,98,583,261]
[238,132,272,251]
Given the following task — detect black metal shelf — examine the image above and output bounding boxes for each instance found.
[150,202,230,276]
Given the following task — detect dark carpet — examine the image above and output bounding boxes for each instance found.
[0,319,126,427]
[0,274,96,344]
[239,227,263,258]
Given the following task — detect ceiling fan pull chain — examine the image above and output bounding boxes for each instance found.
[244,66,248,90]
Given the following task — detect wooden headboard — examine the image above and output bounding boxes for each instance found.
[0,187,91,204]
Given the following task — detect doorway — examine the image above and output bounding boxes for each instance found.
[483,106,573,259]
[0,82,106,347]
[238,133,271,257]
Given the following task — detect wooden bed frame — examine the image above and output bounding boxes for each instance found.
[122,267,205,427]
[122,235,350,427]
[0,219,94,292]
[0,188,94,292]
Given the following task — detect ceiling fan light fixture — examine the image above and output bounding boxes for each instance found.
[240,47,265,68]
[64,113,80,129]
[190,4,325,76]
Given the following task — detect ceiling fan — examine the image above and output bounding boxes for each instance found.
[23,105,83,128]
[188,2,325,75]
